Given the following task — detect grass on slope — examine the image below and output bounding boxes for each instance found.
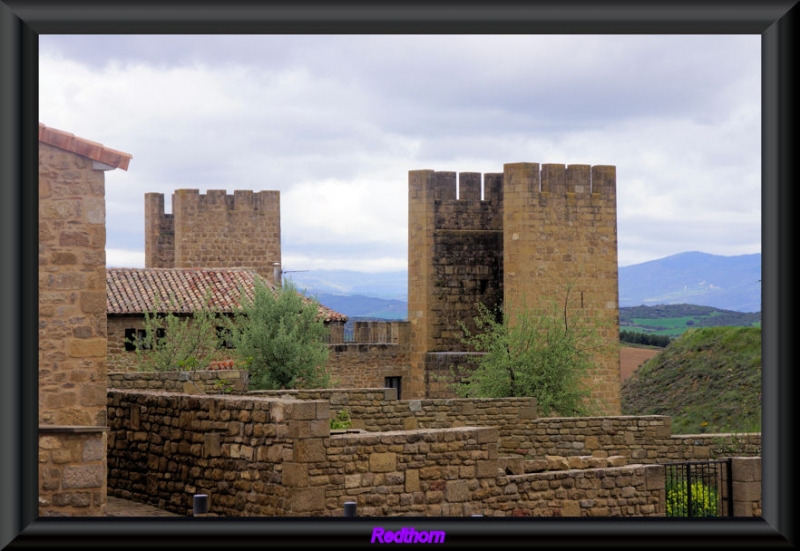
[620,326,761,435]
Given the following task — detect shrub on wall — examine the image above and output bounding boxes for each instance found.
[131,293,221,372]
[226,279,331,390]
[665,479,719,517]
[452,287,609,416]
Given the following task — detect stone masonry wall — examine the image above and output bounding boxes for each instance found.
[39,141,112,517]
[730,457,761,516]
[107,390,320,516]
[248,389,760,465]
[108,370,248,395]
[144,192,174,268]
[39,142,109,427]
[145,189,281,285]
[107,390,670,518]
[502,163,620,415]
[407,163,621,413]
[327,344,411,392]
[38,427,107,516]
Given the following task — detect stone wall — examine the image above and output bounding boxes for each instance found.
[145,189,281,285]
[38,131,129,518]
[39,141,109,427]
[107,390,311,515]
[502,163,620,415]
[107,390,672,518]
[108,370,248,395]
[730,457,761,517]
[406,163,621,412]
[327,344,411,392]
[38,426,107,516]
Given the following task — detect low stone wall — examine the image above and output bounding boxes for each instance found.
[38,426,107,516]
[106,390,667,518]
[731,457,761,516]
[326,345,411,391]
[249,388,537,433]
[107,390,317,515]
[250,389,760,464]
[108,370,248,395]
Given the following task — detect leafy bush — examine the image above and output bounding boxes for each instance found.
[666,479,719,517]
[227,279,331,390]
[330,409,352,430]
[451,290,610,416]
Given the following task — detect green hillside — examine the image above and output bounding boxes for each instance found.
[620,326,761,435]
[619,304,760,339]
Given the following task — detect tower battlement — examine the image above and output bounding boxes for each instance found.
[408,161,620,414]
[144,189,281,285]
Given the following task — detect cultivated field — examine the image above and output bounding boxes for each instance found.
[619,346,661,381]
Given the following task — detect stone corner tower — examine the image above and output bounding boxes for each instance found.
[145,189,281,285]
[408,162,621,415]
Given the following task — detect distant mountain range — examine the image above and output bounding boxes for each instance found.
[287,251,761,319]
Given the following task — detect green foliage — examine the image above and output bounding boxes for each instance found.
[131,293,220,372]
[211,377,234,395]
[619,304,761,338]
[452,294,609,417]
[330,409,352,430]
[227,279,331,390]
[666,479,719,517]
[621,326,761,434]
[620,330,671,348]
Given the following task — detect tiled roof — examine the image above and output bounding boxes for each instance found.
[106,268,348,323]
[39,123,132,171]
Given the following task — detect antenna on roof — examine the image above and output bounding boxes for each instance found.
[273,263,309,288]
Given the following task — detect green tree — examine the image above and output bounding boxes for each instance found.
[453,293,609,416]
[132,293,221,372]
[228,279,331,390]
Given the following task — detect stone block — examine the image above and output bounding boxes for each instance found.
[68,338,106,358]
[607,455,626,467]
[405,469,420,492]
[476,427,498,444]
[644,465,664,491]
[82,438,104,462]
[546,455,569,471]
[561,500,581,517]
[203,433,221,458]
[732,481,761,503]
[62,464,104,489]
[285,401,317,420]
[445,480,469,502]
[282,463,309,487]
[291,487,326,513]
[369,452,397,473]
[295,438,326,463]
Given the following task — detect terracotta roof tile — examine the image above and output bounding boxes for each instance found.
[39,123,132,171]
[106,267,347,323]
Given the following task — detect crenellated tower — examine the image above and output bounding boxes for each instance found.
[145,189,282,285]
[408,162,621,414]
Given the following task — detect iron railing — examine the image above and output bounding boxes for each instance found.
[663,459,732,517]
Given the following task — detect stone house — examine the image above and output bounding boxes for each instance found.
[38,123,132,516]
[106,266,348,372]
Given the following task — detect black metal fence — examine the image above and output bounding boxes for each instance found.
[664,459,732,517]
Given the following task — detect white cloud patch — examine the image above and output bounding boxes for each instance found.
[39,34,761,274]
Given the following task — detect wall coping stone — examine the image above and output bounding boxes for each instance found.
[39,425,108,433]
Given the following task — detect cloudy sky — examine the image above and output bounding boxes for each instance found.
[39,34,761,273]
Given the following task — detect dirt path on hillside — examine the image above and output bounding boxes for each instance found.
[620,347,661,381]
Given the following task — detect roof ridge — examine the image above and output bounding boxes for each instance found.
[39,123,132,171]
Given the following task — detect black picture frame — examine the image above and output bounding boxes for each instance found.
[1,1,796,548]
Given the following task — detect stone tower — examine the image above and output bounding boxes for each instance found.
[145,189,282,285]
[408,162,621,414]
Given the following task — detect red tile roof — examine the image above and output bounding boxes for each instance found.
[39,123,132,171]
[106,268,347,323]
